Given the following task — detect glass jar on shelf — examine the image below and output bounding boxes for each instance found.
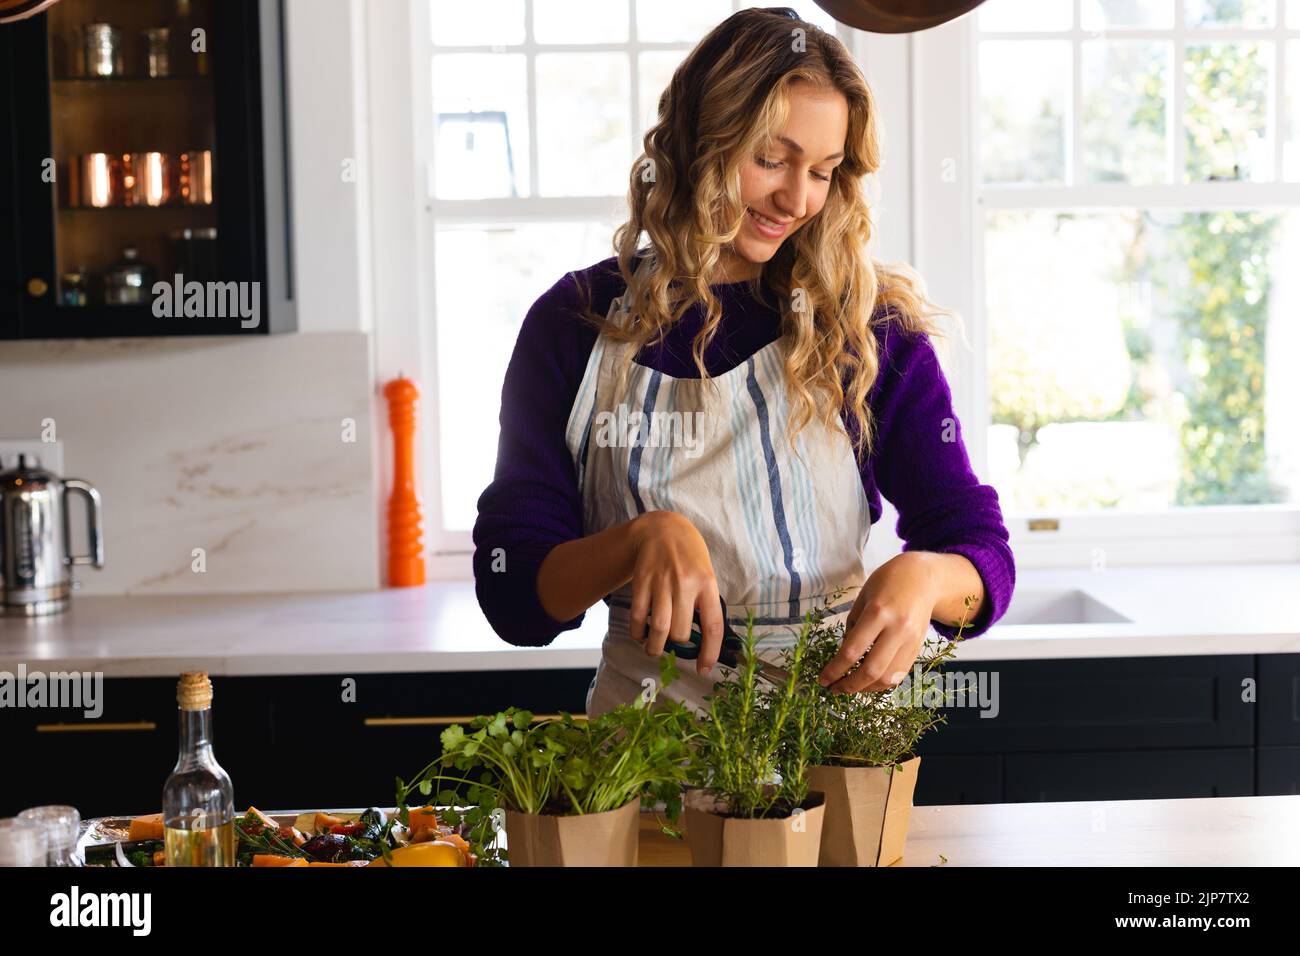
[78,22,123,78]
[103,246,156,306]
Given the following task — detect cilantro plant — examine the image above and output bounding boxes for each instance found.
[394,653,700,865]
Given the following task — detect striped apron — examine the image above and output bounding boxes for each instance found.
[569,295,874,718]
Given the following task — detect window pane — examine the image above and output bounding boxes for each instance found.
[1081,0,1175,29]
[980,41,1071,184]
[737,2,841,35]
[1082,41,1170,184]
[430,0,525,45]
[435,223,616,531]
[1288,40,1300,180]
[1292,0,1300,26]
[534,0,628,43]
[1184,42,1273,182]
[637,0,733,43]
[433,54,529,198]
[978,0,1072,31]
[536,53,631,196]
[985,209,1299,512]
[639,50,689,136]
[1185,0,1275,27]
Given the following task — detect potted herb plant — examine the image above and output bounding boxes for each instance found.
[785,595,978,867]
[395,655,699,867]
[681,615,826,867]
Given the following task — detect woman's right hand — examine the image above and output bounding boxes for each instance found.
[627,510,724,676]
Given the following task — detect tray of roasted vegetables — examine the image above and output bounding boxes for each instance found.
[79,805,494,867]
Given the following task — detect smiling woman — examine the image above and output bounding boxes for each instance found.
[729,87,848,270]
[472,6,1016,720]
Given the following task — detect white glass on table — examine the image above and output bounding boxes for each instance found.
[18,805,82,867]
[0,818,48,867]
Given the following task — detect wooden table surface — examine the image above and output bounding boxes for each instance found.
[637,794,1300,866]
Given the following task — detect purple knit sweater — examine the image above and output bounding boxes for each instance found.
[473,257,1015,646]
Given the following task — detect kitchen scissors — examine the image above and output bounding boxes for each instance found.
[659,596,794,687]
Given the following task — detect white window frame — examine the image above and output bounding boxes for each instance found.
[913,3,1300,569]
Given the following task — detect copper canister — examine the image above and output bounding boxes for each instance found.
[176,150,213,205]
[71,152,120,208]
[123,152,172,206]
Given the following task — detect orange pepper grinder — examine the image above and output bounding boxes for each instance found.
[384,374,425,587]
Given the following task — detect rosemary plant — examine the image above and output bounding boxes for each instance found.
[687,613,820,819]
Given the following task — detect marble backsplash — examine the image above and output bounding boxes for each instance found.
[0,332,380,594]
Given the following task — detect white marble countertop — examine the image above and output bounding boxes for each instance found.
[1,562,1297,677]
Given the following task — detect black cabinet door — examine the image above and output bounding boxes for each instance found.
[1003,749,1255,802]
[912,753,1003,806]
[3,676,176,818]
[2,674,273,819]
[0,0,277,338]
[1258,655,1300,746]
[1257,747,1300,795]
[927,655,1255,753]
[252,670,596,810]
[3,669,596,817]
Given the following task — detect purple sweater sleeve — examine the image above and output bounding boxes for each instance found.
[471,272,596,647]
[865,324,1016,639]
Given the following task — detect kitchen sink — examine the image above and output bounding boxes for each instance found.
[998,589,1130,626]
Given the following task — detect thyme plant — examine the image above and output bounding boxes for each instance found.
[781,594,980,769]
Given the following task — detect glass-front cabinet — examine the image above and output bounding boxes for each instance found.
[0,0,293,338]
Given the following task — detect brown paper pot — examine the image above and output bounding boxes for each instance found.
[504,798,641,867]
[682,787,826,866]
[807,755,921,867]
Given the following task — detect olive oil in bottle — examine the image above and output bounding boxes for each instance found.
[162,672,235,867]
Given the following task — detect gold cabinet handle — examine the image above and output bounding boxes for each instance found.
[27,277,49,298]
[36,721,157,733]
[364,713,586,728]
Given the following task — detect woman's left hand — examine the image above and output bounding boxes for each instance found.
[818,553,937,694]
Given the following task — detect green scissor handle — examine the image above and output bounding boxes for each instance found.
[663,596,742,668]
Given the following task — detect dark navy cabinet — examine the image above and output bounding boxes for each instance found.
[5,655,1299,817]
[912,654,1261,805]
[4,669,594,818]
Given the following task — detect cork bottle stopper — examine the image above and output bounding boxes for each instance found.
[177,672,213,711]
